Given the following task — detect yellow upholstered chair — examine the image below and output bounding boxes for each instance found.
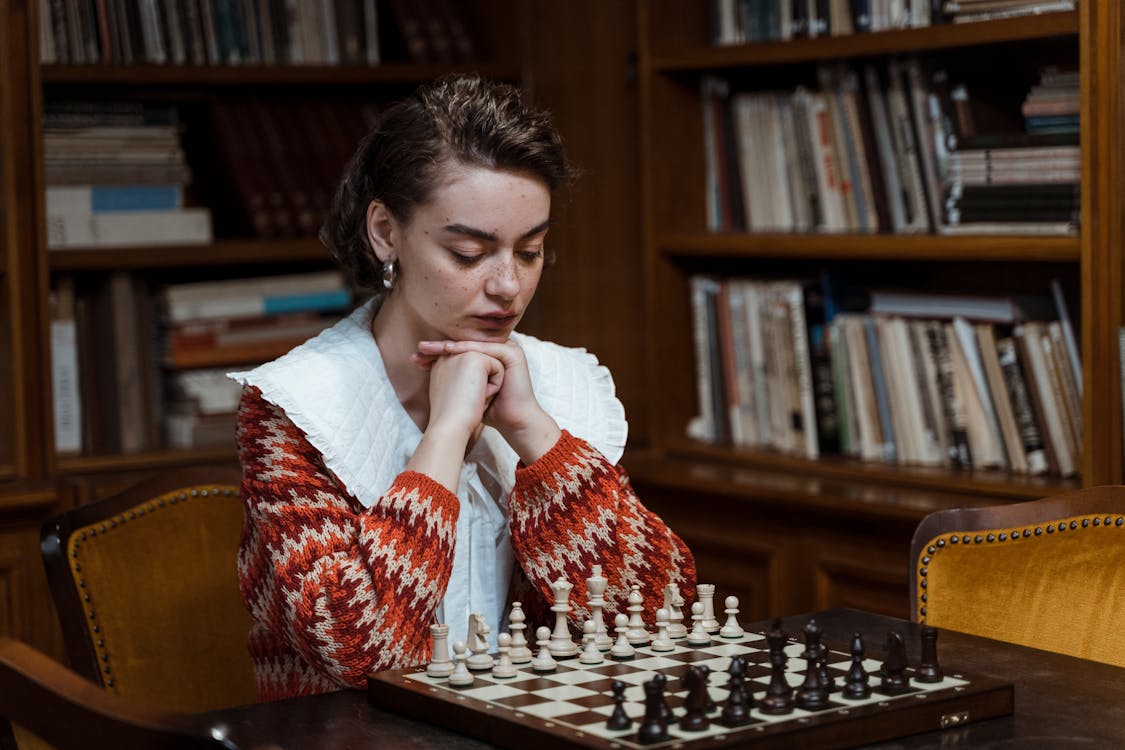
[40,466,257,714]
[0,637,242,750]
[909,485,1125,667]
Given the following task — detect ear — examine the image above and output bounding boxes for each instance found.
[366,200,396,264]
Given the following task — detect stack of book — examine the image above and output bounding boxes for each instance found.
[688,275,1083,477]
[708,0,951,43]
[160,270,352,449]
[942,67,1079,234]
[944,0,1076,24]
[44,102,212,249]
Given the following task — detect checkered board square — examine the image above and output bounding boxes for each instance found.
[367,629,1014,750]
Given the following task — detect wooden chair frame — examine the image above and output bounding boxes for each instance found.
[39,465,244,688]
[908,485,1125,622]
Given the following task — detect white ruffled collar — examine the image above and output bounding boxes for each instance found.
[229,298,628,509]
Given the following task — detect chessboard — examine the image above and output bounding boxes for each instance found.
[366,624,1014,750]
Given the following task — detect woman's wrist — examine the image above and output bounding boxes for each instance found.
[406,422,473,493]
[504,410,561,466]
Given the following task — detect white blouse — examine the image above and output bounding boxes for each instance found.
[230,299,627,651]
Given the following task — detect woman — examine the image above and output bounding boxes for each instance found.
[232,74,696,701]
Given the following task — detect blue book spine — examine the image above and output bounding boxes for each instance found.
[263,289,352,316]
[862,316,897,463]
[90,185,183,212]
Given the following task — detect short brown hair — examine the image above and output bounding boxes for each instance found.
[321,75,574,293]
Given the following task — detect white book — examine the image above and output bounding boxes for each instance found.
[163,269,346,306]
[952,316,1008,468]
[50,317,83,454]
[46,208,212,249]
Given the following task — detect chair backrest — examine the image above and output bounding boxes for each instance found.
[40,466,257,713]
[909,485,1125,667]
[0,637,239,750]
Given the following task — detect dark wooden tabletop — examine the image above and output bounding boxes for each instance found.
[193,608,1125,749]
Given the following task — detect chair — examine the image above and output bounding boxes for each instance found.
[0,637,240,750]
[40,466,258,713]
[909,485,1125,667]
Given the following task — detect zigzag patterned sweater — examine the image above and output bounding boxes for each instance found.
[237,386,697,701]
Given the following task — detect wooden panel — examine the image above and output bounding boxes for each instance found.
[806,538,911,620]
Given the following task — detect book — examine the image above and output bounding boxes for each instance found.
[996,336,1049,475]
[46,207,212,249]
[868,289,1055,323]
[50,277,83,454]
[976,323,1028,473]
[1015,322,1076,476]
[925,321,972,468]
[46,184,183,214]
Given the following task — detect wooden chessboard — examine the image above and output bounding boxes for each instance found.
[366,627,1014,750]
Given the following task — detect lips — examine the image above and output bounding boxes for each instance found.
[474,314,518,330]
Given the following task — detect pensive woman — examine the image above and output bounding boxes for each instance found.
[231,74,696,700]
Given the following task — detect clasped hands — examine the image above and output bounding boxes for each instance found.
[411,340,560,467]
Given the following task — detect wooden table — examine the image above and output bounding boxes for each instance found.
[193,609,1125,749]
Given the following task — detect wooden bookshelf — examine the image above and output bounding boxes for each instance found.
[48,237,328,271]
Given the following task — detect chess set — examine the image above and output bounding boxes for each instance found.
[367,573,1014,750]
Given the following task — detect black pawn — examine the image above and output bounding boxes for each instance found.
[720,655,752,727]
[636,679,670,744]
[653,673,674,725]
[816,642,836,693]
[678,666,710,732]
[795,620,829,711]
[758,620,795,715]
[880,629,911,695]
[699,664,717,713]
[843,631,871,700]
[914,625,944,683]
[606,680,632,731]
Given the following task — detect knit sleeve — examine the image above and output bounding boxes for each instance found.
[507,430,697,628]
[236,385,459,689]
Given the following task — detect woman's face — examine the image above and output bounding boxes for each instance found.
[381,165,551,343]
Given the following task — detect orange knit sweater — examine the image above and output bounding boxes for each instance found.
[236,386,697,700]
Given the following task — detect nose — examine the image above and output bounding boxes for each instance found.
[484,255,520,300]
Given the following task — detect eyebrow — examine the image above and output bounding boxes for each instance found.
[442,219,551,243]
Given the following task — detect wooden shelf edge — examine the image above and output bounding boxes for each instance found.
[0,480,61,513]
[651,11,1078,70]
[648,440,1079,502]
[56,447,237,475]
[40,61,521,86]
[48,237,328,271]
[659,233,1081,262]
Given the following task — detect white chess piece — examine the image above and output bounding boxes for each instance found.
[548,577,579,657]
[719,595,744,639]
[650,608,674,652]
[664,583,687,640]
[507,602,533,664]
[426,623,454,677]
[579,620,604,665]
[698,583,720,633]
[492,632,517,678]
[448,641,474,686]
[687,601,711,646]
[532,626,558,672]
[466,612,494,670]
[586,565,613,651]
[625,584,650,645]
[610,612,636,659]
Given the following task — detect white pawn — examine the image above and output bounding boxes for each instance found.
[610,612,636,660]
[579,620,604,665]
[687,601,711,646]
[507,602,533,664]
[650,608,674,652]
[698,583,721,633]
[492,632,517,679]
[626,585,650,645]
[719,595,744,639]
[448,641,474,687]
[532,625,558,672]
[426,623,454,677]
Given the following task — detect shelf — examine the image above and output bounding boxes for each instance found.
[57,446,237,475]
[663,438,1078,501]
[48,237,328,271]
[650,11,1078,71]
[659,233,1081,262]
[40,61,521,86]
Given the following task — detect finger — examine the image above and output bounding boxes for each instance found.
[410,352,438,370]
[420,340,524,369]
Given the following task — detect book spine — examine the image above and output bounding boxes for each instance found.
[46,208,213,249]
[926,321,972,468]
[46,184,183,214]
[168,287,350,323]
[50,280,84,454]
[997,336,1049,475]
[862,316,897,462]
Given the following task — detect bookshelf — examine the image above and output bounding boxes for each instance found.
[630,2,1124,620]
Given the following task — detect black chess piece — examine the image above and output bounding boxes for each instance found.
[720,655,752,727]
[795,620,830,710]
[843,631,871,700]
[758,619,795,715]
[698,664,717,713]
[880,629,912,694]
[816,642,836,693]
[678,665,710,732]
[637,679,670,744]
[606,680,632,731]
[914,625,944,683]
[653,672,674,725]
